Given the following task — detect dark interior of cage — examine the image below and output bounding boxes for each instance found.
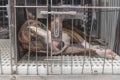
[15,0,117,61]
[0,0,9,39]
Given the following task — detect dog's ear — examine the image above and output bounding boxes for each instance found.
[27,12,35,20]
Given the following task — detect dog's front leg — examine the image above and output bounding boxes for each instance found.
[81,40,117,59]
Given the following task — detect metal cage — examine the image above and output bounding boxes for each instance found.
[0,0,120,80]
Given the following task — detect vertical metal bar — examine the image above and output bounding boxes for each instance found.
[82,0,87,74]
[0,50,3,74]
[51,0,52,6]
[71,17,74,74]
[82,0,84,5]
[72,0,74,5]
[58,15,60,37]
[107,0,110,74]
[24,0,31,75]
[51,14,56,74]
[46,14,49,75]
[14,0,18,75]
[46,10,49,75]
[35,0,38,75]
[109,0,112,48]
[35,26,38,75]
[51,14,56,58]
[9,0,13,75]
[59,15,63,75]
[50,14,53,74]
[9,17,13,75]
[9,0,17,74]
[98,0,101,38]
[82,19,85,73]
[107,0,109,48]
[88,9,94,74]
[2,0,5,28]
[111,0,114,74]
[47,0,48,6]
[27,21,31,75]
[61,0,63,5]
[102,0,107,74]
[114,0,119,74]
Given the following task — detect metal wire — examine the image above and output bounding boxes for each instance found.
[72,0,74,5]
[35,0,38,75]
[2,0,5,28]
[82,0,87,74]
[59,15,63,75]
[51,0,52,6]
[24,0,31,75]
[8,0,14,74]
[61,0,63,5]
[9,19,13,74]
[46,13,49,75]
[71,16,74,74]
[102,0,107,74]
[88,9,94,74]
[0,50,2,74]
[0,6,8,8]
[110,0,113,74]
[46,0,49,75]
[14,0,18,75]
[14,5,120,9]
[47,0,48,6]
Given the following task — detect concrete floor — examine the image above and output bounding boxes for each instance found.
[0,75,120,80]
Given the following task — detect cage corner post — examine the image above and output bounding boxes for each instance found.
[9,0,17,74]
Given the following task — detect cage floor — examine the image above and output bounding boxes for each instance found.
[0,39,120,75]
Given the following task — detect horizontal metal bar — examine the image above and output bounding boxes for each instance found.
[51,6,120,9]
[37,51,48,53]
[1,75,120,80]
[14,6,47,8]
[14,5,120,9]
[0,6,8,8]
[44,59,61,61]
[40,11,76,15]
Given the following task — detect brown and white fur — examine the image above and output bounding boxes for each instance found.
[19,12,118,59]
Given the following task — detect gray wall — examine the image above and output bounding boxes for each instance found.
[100,0,120,49]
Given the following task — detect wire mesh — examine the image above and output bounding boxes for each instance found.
[0,0,120,75]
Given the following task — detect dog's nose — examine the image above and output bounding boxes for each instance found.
[57,41,65,50]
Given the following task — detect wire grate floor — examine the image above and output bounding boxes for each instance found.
[0,39,120,75]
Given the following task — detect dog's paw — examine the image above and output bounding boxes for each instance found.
[92,45,100,49]
[95,49,116,59]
